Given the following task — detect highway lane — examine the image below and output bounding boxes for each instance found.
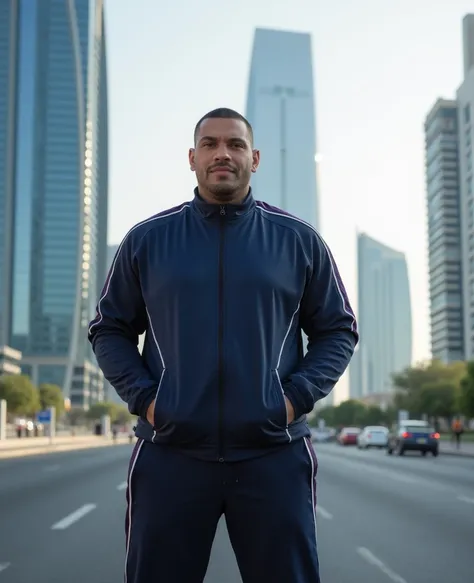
[315,443,474,583]
[0,442,472,582]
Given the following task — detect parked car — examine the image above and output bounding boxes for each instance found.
[357,425,389,449]
[311,427,337,443]
[387,419,440,456]
[337,427,361,446]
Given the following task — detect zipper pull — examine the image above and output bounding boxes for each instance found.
[220,206,226,216]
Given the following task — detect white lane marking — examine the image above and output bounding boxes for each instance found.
[51,504,97,530]
[336,456,418,484]
[357,547,408,583]
[316,505,333,520]
[43,464,60,472]
[0,563,11,573]
[316,450,432,488]
[117,481,127,491]
[458,495,474,505]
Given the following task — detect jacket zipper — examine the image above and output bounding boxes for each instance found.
[217,205,226,461]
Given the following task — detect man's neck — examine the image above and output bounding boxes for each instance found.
[197,186,250,205]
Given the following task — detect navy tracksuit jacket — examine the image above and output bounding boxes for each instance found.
[88,189,358,582]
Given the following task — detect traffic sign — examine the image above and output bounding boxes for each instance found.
[37,410,52,423]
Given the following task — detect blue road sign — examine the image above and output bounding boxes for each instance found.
[37,410,51,423]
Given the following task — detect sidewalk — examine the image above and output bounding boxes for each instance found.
[439,440,474,458]
[0,433,131,460]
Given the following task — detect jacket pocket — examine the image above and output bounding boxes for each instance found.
[152,369,170,431]
[270,369,288,429]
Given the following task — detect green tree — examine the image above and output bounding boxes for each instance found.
[359,405,386,426]
[115,406,133,426]
[460,361,474,418]
[418,381,458,419]
[392,360,466,417]
[0,375,40,416]
[314,406,336,426]
[333,399,366,426]
[66,408,86,427]
[87,402,119,422]
[39,383,65,417]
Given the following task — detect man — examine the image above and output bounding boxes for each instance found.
[452,417,464,449]
[88,108,358,583]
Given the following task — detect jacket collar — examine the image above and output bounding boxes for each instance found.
[192,187,256,219]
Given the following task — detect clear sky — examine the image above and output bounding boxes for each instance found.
[104,0,473,401]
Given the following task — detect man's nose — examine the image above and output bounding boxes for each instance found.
[213,145,231,160]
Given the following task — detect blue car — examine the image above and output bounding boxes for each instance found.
[387,420,440,457]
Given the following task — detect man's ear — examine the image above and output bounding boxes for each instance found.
[188,148,196,171]
[251,149,260,173]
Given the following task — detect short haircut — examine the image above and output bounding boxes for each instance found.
[193,108,254,145]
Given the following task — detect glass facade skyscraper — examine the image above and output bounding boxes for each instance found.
[0,0,108,407]
[245,28,320,230]
[0,0,18,348]
[424,99,464,363]
[457,15,474,359]
[350,233,412,399]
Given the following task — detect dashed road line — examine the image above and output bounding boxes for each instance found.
[43,464,60,472]
[316,505,333,520]
[0,563,11,574]
[51,503,97,530]
[316,451,439,489]
[357,547,408,583]
[117,481,127,491]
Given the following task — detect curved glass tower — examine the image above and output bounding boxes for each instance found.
[1,0,108,407]
[245,28,320,230]
[349,233,412,399]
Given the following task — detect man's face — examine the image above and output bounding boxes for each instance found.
[189,118,260,202]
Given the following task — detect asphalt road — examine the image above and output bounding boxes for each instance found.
[0,442,472,583]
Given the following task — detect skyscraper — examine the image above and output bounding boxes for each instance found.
[245,28,320,229]
[0,0,108,407]
[350,233,412,399]
[106,244,118,282]
[457,14,474,359]
[0,0,18,349]
[424,99,464,362]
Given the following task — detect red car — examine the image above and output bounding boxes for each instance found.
[338,427,361,446]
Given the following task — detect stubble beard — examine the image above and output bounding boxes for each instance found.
[207,182,240,202]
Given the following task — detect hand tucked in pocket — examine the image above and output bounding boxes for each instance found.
[284,396,295,424]
[146,401,155,426]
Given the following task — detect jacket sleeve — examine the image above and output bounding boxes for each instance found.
[282,233,358,419]
[88,232,157,418]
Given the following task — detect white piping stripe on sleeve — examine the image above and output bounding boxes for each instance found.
[276,302,300,371]
[88,205,189,336]
[275,302,301,444]
[145,307,165,444]
[256,205,357,332]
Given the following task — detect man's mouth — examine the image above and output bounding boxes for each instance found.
[210,166,234,174]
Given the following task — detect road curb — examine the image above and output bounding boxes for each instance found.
[0,438,132,460]
[440,449,474,458]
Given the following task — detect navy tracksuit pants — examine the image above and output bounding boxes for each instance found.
[124,437,321,583]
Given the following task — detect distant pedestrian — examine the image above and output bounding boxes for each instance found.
[452,417,464,449]
[88,108,358,582]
